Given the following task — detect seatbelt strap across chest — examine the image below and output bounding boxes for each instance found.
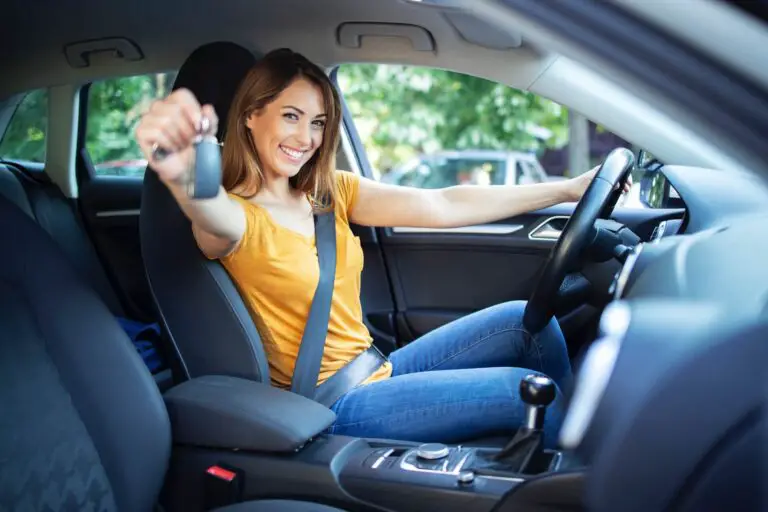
[290,210,337,400]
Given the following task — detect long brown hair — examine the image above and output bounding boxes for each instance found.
[221,48,342,210]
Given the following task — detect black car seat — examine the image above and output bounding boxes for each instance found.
[0,189,345,510]
[0,161,174,390]
[140,41,271,382]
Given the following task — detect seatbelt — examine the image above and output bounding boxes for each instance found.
[290,208,388,407]
[290,210,337,399]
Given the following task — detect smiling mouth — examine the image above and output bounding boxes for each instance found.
[279,145,306,162]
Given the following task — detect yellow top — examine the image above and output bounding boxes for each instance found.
[220,170,393,389]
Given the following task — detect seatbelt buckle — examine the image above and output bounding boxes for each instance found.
[204,464,244,509]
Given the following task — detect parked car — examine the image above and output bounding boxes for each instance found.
[94,158,148,177]
[381,150,556,189]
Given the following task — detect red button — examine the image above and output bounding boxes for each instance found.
[207,465,236,482]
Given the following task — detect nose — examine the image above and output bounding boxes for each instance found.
[295,120,313,148]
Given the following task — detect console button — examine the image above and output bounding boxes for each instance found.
[457,470,475,484]
[416,443,450,460]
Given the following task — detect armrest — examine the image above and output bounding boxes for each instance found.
[163,375,336,453]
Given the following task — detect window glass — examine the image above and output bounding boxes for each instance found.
[86,72,176,177]
[336,64,662,208]
[0,89,48,162]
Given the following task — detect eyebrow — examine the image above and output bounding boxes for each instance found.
[282,105,327,118]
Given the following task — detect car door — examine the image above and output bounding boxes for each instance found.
[334,64,684,357]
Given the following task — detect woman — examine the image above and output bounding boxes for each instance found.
[135,48,611,446]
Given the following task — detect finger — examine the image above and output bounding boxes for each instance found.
[201,104,219,136]
[169,88,203,130]
[139,115,185,154]
[151,101,198,147]
[136,126,178,163]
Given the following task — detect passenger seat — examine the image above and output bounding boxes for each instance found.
[0,162,124,314]
[0,191,346,512]
[0,162,173,389]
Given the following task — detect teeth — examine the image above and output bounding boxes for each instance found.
[280,145,304,159]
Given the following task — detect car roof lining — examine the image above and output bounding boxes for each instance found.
[0,0,546,99]
[0,0,756,197]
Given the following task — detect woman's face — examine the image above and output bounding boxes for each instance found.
[245,77,327,179]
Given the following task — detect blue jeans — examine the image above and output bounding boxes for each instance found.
[328,301,573,448]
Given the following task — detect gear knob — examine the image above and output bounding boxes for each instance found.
[520,374,555,432]
[520,374,556,407]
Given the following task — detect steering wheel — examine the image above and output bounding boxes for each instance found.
[523,148,635,334]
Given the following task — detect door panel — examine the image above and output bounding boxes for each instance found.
[360,202,684,353]
[77,175,152,321]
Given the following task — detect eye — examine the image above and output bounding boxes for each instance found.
[312,119,326,129]
[283,112,299,121]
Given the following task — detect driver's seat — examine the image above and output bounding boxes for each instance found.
[140,42,272,383]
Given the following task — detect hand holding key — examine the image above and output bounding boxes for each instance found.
[135,88,221,198]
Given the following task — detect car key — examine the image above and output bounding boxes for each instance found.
[151,116,222,199]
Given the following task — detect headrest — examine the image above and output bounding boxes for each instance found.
[172,42,258,140]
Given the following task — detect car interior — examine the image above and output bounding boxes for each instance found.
[2,0,768,511]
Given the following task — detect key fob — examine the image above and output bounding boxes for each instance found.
[188,134,222,199]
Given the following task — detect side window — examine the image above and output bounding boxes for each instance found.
[335,64,644,201]
[86,72,177,177]
[0,89,48,163]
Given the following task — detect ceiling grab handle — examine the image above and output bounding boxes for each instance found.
[64,37,144,68]
[337,23,435,52]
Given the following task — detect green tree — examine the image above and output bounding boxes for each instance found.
[336,64,568,174]
[86,72,176,165]
[0,89,48,162]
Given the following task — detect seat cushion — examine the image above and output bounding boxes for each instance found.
[214,500,345,512]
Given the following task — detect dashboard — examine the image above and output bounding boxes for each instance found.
[558,163,768,509]
[617,164,768,310]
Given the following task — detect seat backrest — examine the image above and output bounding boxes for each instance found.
[140,42,270,382]
[0,163,125,316]
[0,194,170,511]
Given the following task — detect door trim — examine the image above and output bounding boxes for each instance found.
[392,224,524,235]
[528,215,570,241]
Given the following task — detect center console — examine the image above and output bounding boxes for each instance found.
[337,374,582,511]
[161,374,586,512]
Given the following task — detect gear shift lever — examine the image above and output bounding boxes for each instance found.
[520,373,556,432]
[472,374,556,474]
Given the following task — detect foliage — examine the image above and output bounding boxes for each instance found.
[336,64,569,174]
[0,89,48,162]
[85,72,176,165]
[0,73,175,171]
[1,66,570,178]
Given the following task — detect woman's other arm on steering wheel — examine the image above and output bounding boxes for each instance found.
[135,89,246,259]
[349,169,603,229]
